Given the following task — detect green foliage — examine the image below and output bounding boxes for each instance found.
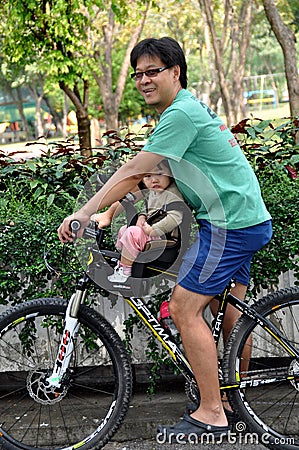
[123,289,175,395]
[1,120,299,392]
[1,1,87,81]
[250,170,299,294]
[99,127,149,168]
[232,117,299,168]
[0,208,77,305]
[0,0,130,81]
[0,129,147,306]
[124,117,299,391]
[19,320,37,357]
[0,141,103,210]
[232,117,299,294]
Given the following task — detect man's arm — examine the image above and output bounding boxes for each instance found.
[57,151,164,242]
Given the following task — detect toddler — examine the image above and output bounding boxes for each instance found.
[108,160,184,283]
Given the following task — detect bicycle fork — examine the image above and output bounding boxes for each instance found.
[46,276,89,388]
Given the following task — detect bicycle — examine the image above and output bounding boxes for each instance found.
[0,193,298,450]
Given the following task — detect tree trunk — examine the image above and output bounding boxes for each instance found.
[43,95,65,137]
[262,0,299,117]
[3,83,30,140]
[62,94,69,138]
[35,97,44,138]
[197,1,218,110]
[93,3,150,131]
[230,1,252,124]
[76,112,91,155]
[199,0,252,126]
[59,80,91,156]
[15,87,31,140]
[103,103,119,131]
[200,0,234,126]
[28,85,44,138]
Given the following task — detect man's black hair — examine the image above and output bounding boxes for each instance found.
[130,37,187,89]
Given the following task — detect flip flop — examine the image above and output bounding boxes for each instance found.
[186,402,239,424]
[157,412,230,442]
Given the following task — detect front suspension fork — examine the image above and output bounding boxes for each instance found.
[46,275,89,388]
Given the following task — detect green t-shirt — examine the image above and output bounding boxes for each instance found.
[143,89,271,229]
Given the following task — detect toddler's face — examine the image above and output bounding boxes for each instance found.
[143,166,171,191]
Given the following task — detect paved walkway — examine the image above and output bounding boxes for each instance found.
[0,140,47,159]
[1,138,74,160]
[102,384,268,450]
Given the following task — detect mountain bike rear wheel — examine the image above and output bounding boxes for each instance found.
[0,298,133,450]
[223,287,299,450]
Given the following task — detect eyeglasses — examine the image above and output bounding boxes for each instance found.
[130,66,172,81]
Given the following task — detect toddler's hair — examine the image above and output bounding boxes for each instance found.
[156,159,171,175]
[138,159,173,191]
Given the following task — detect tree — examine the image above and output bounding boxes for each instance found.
[262,0,299,117]
[91,3,150,130]
[0,71,31,140]
[59,79,91,155]
[0,0,151,150]
[0,58,67,139]
[198,0,253,126]
[0,0,99,153]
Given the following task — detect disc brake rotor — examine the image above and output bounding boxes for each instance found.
[289,360,299,392]
[27,369,70,404]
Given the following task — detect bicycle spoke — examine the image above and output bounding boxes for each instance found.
[225,288,299,448]
[0,299,132,449]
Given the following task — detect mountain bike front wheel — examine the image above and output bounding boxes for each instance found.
[0,298,133,450]
[223,287,299,450]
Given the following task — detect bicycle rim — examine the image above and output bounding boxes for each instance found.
[224,287,299,450]
[0,298,132,450]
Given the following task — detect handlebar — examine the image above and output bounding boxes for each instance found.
[70,220,105,247]
[70,220,81,233]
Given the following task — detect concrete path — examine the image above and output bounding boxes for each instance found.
[102,385,276,450]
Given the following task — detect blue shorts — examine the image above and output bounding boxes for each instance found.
[177,219,272,296]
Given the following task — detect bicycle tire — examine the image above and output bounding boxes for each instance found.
[223,287,299,450]
[0,298,133,450]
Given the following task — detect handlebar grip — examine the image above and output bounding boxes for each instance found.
[70,220,81,232]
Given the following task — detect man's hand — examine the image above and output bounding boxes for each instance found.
[57,211,90,243]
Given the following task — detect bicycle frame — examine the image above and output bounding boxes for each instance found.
[47,269,299,393]
[46,221,299,393]
[127,289,299,390]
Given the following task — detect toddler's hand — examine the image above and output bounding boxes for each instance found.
[142,222,154,236]
[91,211,112,228]
[136,215,147,227]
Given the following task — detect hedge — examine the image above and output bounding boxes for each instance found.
[0,119,298,388]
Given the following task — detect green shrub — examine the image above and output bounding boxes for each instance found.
[0,120,299,389]
[232,117,299,294]
[0,131,145,306]
[0,206,75,305]
[123,116,299,390]
[0,142,102,209]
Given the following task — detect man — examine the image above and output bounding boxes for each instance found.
[58,37,272,438]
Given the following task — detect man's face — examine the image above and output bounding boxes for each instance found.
[134,54,181,114]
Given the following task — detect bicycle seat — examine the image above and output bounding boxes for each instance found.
[131,201,192,279]
[131,242,180,278]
